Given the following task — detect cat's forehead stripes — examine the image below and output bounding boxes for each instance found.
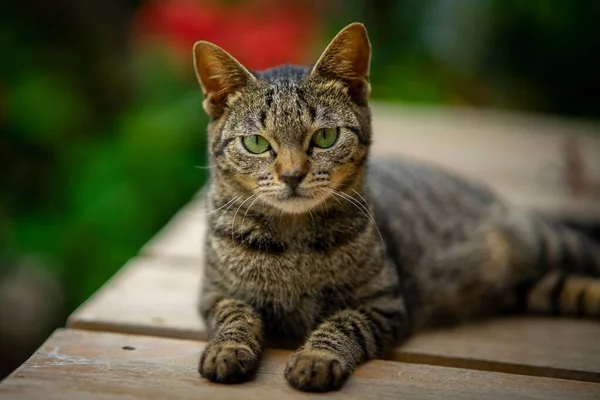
[262,85,315,146]
[220,68,363,149]
[255,66,315,146]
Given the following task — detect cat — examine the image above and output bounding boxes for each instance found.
[191,22,600,392]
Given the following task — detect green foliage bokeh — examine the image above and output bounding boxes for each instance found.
[1,3,208,311]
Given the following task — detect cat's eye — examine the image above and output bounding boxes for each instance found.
[311,128,339,149]
[242,135,271,154]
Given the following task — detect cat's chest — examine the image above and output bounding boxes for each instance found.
[209,236,365,315]
[205,210,382,334]
[242,277,356,339]
[214,240,344,297]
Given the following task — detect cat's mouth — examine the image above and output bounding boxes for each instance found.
[264,187,325,214]
[280,191,307,200]
[277,185,309,200]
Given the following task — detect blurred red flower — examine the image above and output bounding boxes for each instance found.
[132,0,321,71]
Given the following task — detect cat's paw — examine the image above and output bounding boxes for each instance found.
[285,349,350,392]
[198,343,259,383]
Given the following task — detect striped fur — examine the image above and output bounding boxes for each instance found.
[192,23,600,392]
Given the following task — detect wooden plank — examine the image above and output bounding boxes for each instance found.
[67,257,600,383]
[484,178,600,221]
[67,258,206,340]
[141,195,207,260]
[1,329,598,400]
[396,316,600,383]
[370,102,600,189]
[370,103,600,220]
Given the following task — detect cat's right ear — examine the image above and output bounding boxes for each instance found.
[193,41,256,119]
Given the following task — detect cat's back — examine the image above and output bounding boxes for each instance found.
[366,156,501,210]
[366,156,504,264]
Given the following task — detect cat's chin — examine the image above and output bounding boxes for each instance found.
[266,196,325,215]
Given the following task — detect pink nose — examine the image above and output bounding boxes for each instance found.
[279,169,306,189]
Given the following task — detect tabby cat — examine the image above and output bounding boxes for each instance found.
[192,23,600,392]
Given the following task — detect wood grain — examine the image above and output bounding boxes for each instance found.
[141,195,207,260]
[397,316,600,383]
[67,258,206,340]
[370,103,600,179]
[67,257,600,383]
[1,329,599,400]
[369,103,600,220]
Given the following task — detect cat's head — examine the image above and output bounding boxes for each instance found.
[193,23,372,215]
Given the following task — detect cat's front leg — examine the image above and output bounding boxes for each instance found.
[285,299,410,392]
[198,297,264,383]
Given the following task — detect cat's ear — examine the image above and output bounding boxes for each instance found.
[193,41,256,118]
[310,22,371,105]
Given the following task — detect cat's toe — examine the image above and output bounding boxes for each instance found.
[198,343,258,383]
[285,349,349,392]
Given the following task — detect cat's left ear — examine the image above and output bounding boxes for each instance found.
[193,41,256,119]
[310,22,371,105]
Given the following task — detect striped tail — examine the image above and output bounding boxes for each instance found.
[523,218,600,318]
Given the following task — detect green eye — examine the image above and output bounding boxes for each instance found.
[242,135,271,154]
[311,128,339,149]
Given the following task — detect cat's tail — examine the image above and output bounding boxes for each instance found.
[519,216,600,317]
[411,208,600,328]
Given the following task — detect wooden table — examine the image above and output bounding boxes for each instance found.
[2,103,600,399]
[2,329,599,400]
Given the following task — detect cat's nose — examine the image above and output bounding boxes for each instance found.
[280,169,307,189]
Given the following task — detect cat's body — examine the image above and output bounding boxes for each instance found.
[192,23,600,392]
[203,156,495,336]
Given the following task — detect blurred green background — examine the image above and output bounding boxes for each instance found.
[1,0,599,379]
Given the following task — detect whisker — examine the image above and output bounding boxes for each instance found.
[308,209,316,230]
[315,189,330,215]
[339,190,385,248]
[247,184,262,193]
[211,185,260,234]
[332,189,375,225]
[213,195,242,235]
[240,194,263,242]
[350,189,372,211]
[302,184,333,190]
[325,188,385,248]
[330,192,344,207]
[202,196,240,216]
[231,193,260,244]
[194,164,216,170]
[258,190,281,195]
